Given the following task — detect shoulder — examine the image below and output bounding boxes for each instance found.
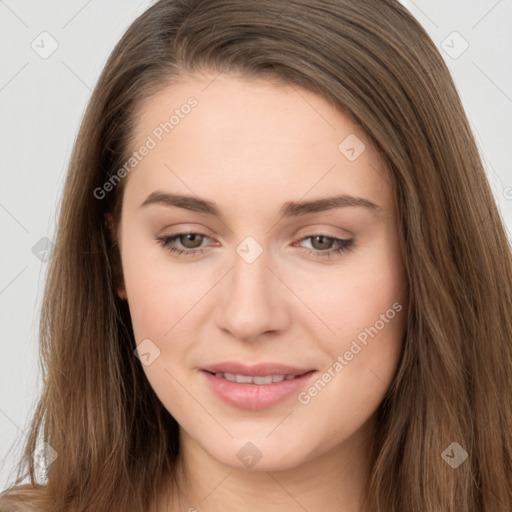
[0,485,42,512]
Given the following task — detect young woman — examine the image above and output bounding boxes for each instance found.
[1,0,511,511]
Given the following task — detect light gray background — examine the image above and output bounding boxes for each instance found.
[1,0,511,491]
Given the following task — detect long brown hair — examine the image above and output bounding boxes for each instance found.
[2,0,511,510]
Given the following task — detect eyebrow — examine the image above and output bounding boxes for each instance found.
[139,191,381,219]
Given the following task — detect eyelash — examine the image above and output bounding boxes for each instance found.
[155,232,353,259]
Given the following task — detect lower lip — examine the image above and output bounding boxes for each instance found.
[201,370,316,410]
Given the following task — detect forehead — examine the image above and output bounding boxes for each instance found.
[124,73,391,216]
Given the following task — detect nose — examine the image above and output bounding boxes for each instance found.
[215,246,291,343]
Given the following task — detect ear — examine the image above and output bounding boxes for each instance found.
[104,213,127,300]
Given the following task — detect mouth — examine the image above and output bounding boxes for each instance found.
[204,371,309,385]
[199,362,316,410]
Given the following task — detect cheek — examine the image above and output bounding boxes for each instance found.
[287,235,406,348]
[290,233,407,403]
[120,239,206,418]
[293,281,406,451]
[120,233,206,342]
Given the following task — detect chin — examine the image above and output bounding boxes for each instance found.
[201,436,318,473]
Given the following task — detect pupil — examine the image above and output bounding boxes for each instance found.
[313,236,331,250]
[182,234,202,248]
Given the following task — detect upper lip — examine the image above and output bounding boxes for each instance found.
[201,361,314,377]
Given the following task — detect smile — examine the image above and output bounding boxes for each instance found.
[200,366,316,410]
[211,372,303,384]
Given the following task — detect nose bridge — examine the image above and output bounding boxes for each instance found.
[231,244,271,298]
[215,237,288,341]
[229,240,274,313]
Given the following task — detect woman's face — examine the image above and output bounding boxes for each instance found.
[115,73,408,471]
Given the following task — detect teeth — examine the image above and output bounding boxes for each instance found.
[214,372,298,385]
[235,374,254,383]
[253,375,273,385]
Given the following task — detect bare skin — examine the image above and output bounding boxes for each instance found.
[111,72,408,512]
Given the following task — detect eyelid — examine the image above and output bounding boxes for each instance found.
[294,224,353,240]
[158,223,215,236]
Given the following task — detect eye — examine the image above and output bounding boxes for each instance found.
[295,235,354,259]
[155,232,353,259]
[156,232,210,256]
